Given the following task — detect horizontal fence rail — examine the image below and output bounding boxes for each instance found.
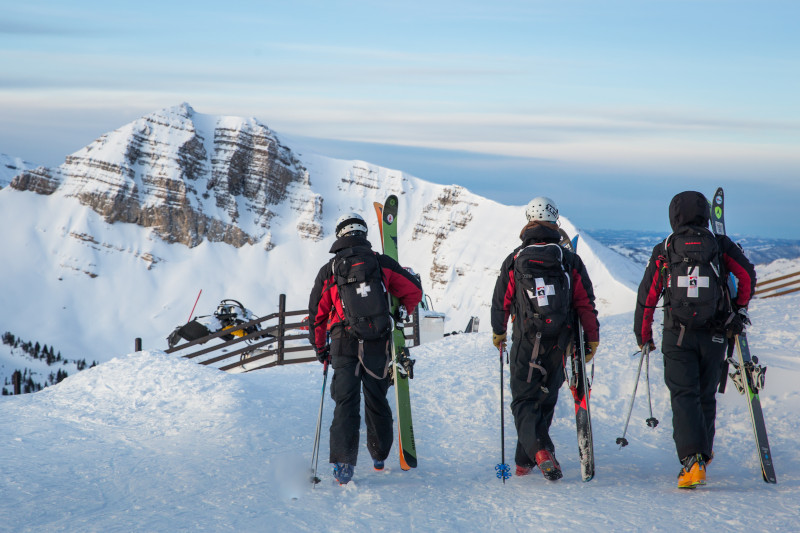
[159,294,421,373]
[754,270,800,299]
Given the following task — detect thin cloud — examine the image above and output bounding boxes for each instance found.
[0,20,83,36]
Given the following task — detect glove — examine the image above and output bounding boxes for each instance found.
[727,307,751,336]
[584,341,600,363]
[315,345,330,364]
[638,339,656,354]
[492,331,507,350]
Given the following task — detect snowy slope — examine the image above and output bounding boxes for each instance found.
[0,153,34,188]
[1,288,798,531]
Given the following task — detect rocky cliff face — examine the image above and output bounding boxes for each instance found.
[10,104,323,248]
[411,186,477,287]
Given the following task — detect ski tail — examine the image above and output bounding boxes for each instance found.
[572,325,595,481]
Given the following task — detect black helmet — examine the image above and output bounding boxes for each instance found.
[668,191,710,231]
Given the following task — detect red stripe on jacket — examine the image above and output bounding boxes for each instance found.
[639,258,664,345]
[572,268,599,342]
[502,270,516,326]
[723,253,754,307]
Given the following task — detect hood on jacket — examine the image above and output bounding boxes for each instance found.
[329,234,373,254]
[519,220,561,245]
[669,191,710,231]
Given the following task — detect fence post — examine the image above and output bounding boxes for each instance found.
[278,294,286,365]
[12,370,21,395]
[413,305,420,346]
[135,337,142,352]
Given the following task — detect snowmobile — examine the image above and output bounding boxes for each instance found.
[166,299,266,348]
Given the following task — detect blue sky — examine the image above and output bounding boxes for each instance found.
[1,0,798,237]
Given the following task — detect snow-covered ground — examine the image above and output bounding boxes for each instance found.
[1,286,798,531]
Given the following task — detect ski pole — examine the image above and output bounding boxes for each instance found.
[616,346,647,448]
[495,345,511,483]
[187,289,202,323]
[644,347,659,428]
[310,359,330,486]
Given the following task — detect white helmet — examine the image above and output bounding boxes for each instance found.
[525,196,559,223]
[335,213,368,238]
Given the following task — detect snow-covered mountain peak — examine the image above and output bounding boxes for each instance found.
[10,104,318,249]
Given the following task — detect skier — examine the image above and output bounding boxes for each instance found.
[308,212,422,485]
[634,191,756,489]
[491,196,600,480]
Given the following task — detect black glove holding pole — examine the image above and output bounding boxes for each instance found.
[315,345,330,364]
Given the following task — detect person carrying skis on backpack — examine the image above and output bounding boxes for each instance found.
[308,212,423,485]
[634,191,756,489]
[491,196,599,481]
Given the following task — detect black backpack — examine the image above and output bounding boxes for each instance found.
[513,243,573,339]
[333,247,392,340]
[662,226,730,329]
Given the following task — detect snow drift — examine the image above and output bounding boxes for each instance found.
[1,285,798,531]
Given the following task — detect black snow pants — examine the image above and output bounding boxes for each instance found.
[661,328,727,462]
[509,333,567,468]
[328,335,394,466]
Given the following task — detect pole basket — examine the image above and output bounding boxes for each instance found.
[495,463,511,481]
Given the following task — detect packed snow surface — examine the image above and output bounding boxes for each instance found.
[1,290,799,531]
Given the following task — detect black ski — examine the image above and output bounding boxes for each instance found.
[568,233,594,481]
[711,186,777,484]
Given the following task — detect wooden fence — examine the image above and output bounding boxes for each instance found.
[161,294,420,373]
[753,270,800,299]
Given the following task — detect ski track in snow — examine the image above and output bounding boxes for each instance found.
[1,289,799,531]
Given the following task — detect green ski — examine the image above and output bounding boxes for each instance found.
[376,195,417,470]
